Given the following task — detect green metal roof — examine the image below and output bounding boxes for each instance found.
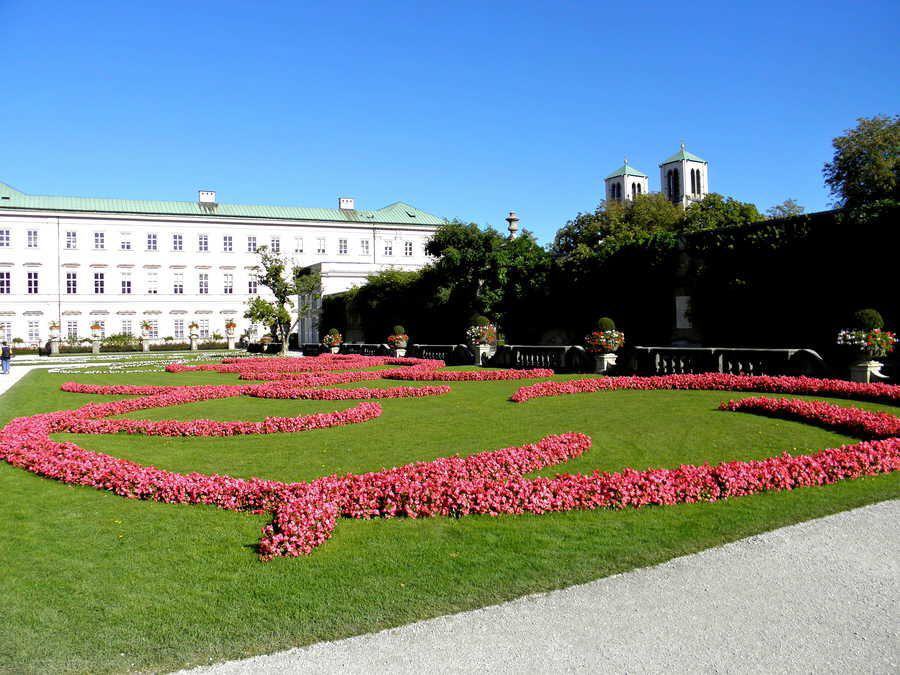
[0,181,446,226]
[605,163,648,179]
[660,144,706,165]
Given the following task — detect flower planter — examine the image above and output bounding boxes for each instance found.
[392,348,407,358]
[849,360,888,383]
[190,336,199,351]
[91,339,101,355]
[141,337,151,353]
[330,346,340,354]
[472,344,496,366]
[49,337,60,355]
[592,352,618,374]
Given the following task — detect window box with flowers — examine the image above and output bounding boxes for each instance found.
[465,316,498,365]
[322,329,343,354]
[838,309,896,383]
[387,325,409,357]
[585,317,625,374]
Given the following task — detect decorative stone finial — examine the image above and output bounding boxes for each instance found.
[505,211,520,238]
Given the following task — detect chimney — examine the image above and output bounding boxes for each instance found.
[198,190,217,204]
[339,197,355,210]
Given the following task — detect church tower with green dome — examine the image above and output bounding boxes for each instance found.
[604,159,649,203]
[659,143,708,208]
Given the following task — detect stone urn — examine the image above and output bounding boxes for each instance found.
[592,352,618,374]
[472,343,496,366]
[190,334,199,351]
[849,360,888,383]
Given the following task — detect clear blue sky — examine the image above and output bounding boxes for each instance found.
[2,1,898,243]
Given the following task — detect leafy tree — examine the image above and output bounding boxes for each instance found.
[823,115,900,208]
[766,198,805,219]
[682,193,761,231]
[243,246,321,354]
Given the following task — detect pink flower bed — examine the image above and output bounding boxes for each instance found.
[510,373,900,404]
[382,367,554,381]
[245,384,452,400]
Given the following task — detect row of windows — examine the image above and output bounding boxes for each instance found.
[0,319,233,343]
[0,229,421,256]
[608,182,643,202]
[0,270,257,296]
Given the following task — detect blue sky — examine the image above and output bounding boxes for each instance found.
[1,1,897,243]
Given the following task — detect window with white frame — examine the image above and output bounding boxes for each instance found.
[248,277,258,294]
[94,232,105,249]
[198,272,209,294]
[66,321,78,339]
[198,233,208,252]
[120,235,132,251]
[0,271,9,294]
[338,239,348,255]
[270,237,280,253]
[66,231,77,249]
[147,233,158,251]
[146,271,158,294]
[0,229,9,247]
[360,239,370,256]
[384,240,393,256]
[172,233,183,251]
[316,238,326,254]
[93,272,104,294]
[27,320,39,342]
[404,241,414,256]
[173,272,184,294]
[173,319,185,339]
[223,273,233,294]
[66,272,77,294]
[198,319,210,338]
[121,319,133,336]
[121,272,132,294]
[27,271,39,294]
[27,229,38,248]
[294,237,304,253]
[147,320,159,339]
[0,321,11,343]
[223,235,233,252]
[247,236,257,252]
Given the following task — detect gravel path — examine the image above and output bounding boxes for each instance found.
[183,500,899,674]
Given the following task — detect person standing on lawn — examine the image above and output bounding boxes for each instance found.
[1,341,10,375]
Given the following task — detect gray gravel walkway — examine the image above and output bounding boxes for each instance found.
[184,499,899,674]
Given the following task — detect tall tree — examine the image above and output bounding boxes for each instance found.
[823,115,900,208]
[682,193,761,231]
[244,246,320,354]
[766,198,805,219]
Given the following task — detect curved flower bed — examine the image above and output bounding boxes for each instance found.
[382,367,554,382]
[245,384,452,400]
[510,373,900,405]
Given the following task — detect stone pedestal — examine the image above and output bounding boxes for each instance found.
[392,348,407,358]
[49,337,60,355]
[849,360,887,383]
[472,344,496,366]
[91,339,101,355]
[227,335,236,350]
[190,336,199,351]
[330,346,340,354]
[593,352,618,374]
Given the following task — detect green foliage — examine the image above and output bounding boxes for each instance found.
[327,328,340,336]
[392,325,406,335]
[471,315,490,327]
[596,317,616,331]
[766,199,805,220]
[682,193,762,231]
[102,332,139,348]
[852,308,884,330]
[823,115,900,208]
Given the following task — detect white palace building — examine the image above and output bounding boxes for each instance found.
[0,180,444,347]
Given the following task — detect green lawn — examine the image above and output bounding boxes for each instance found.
[1,367,897,673]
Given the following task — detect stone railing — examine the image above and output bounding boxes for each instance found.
[339,343,391,356]
[300,343,327,356]
[486,345,592,372]
[626,346,827,377]
[409,344,473,365]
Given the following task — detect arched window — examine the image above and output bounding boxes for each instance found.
[696,170,702,195]
[631,182,636,198]
[637,183,642,195]
[690,169,696,195]
[666,170,672,199]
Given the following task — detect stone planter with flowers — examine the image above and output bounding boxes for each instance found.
[837,308,896,383]
[465,316,498,366]
[387,325,409,357]
[585,317,625,374]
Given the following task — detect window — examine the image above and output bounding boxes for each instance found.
[172,233,183,251]
[27,271,39,294]
[248,278,258,294]
[173,319,185,339]
[27,229,38,248]
[66,231,77,249]
[316,238,326,254]
[146,271,158,294]
[147,233,158,251]
[27,321,39,342]
[93,272,105,294]
[146,320,159,339]
[695,170,702,194]
[0,229,9,247]
[121,272,132,294]
[94,232,105,249]
[66,272,77,294]
[120,235,132,251]
[384,240,393,257]
[0,272,9,294]
[223,273,233,294]
[198,234,209,252]
[223,235,233,252]
[270,237,280,253]
[360,239,370,256]
[198,272,209,294]
[173,272,184,294]
[637,183,642,195]
[338,239,348,255]
[198,319,210,338]
[294,237,304,253]
[66,321,78,339]
[121,319,133,336]
[247,236,257,252]
[0,321,11,343]
[404,241,413,256]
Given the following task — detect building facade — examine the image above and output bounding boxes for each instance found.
[0,181,444,347]
[605,144,708,207]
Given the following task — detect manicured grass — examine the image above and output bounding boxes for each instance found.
[1,367,897,673]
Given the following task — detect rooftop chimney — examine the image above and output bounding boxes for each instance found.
[198,190,217,204]
[339,197,355,210]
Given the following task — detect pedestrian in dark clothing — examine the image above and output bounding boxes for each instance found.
[1,341,10,375]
